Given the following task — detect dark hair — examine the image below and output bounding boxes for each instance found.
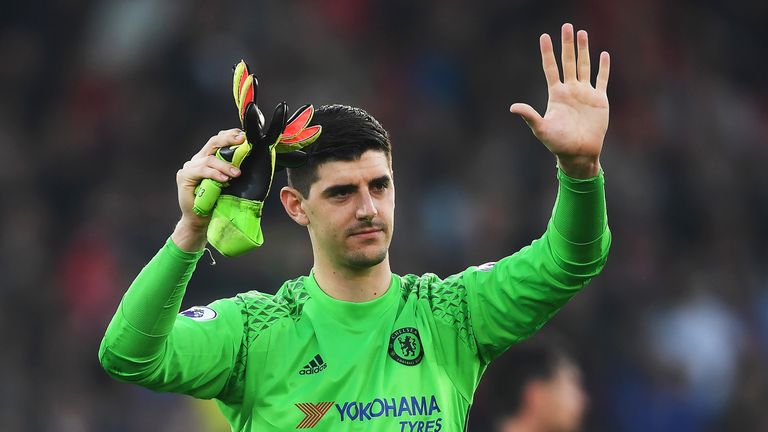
[286,104,391,197]
[490,340,576,417]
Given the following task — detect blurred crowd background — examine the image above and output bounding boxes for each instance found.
[3,0,768,430]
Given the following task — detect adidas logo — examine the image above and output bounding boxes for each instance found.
[299,354,327,375]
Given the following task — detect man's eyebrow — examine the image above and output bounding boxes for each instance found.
[320,175,392,198]
[321,184,358,198]
[369,175,391,187]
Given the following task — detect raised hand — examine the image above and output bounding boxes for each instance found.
[510,23,610,178]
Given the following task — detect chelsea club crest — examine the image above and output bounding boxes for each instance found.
[388,327,424,366]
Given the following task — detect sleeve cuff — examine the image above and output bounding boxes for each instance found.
[165,236,206,262]
[557,167,605,193]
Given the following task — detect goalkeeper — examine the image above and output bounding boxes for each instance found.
[100,23,611,431]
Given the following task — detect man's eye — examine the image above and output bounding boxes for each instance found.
[372,183,388,192]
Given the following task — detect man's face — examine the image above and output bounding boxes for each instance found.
[301,150,395,269]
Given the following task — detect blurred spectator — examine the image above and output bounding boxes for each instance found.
[486,339,587,432]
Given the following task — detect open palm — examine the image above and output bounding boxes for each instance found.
[511,24,610,177]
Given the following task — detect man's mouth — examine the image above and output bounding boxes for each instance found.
[348,227,384,238]
[351,228,382,237]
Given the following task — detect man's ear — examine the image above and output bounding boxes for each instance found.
[280,186,309,226]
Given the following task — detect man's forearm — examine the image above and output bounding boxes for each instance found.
[99,237,204,374]
[547,167,610,276]
[171,218,209,253]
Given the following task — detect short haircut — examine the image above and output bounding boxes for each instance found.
[490,340,576,417]
[286,104,391,197]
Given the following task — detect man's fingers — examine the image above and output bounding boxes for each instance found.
[577,30,591,83]
[510,103,543,131]
[540,33,560,87]
[200,166,232,183]
[596,51,611,92]
[179,127,248,195]
[202,155,242,177]
[193,129,244,160]
[179,157,240,186]
[561,23,577,82]
[178,165,230,185]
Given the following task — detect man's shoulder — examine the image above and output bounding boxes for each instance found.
[229,276,311,334]
[396,271,469,317]
[397,271,465,298]
[396,271,475,352]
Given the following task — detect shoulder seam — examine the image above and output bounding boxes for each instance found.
[401,273,478,355]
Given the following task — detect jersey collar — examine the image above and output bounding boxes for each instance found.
[303,270,401,326]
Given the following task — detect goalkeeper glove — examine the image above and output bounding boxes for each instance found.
[194,60,321,256]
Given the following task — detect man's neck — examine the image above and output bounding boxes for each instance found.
[312,257,392,302]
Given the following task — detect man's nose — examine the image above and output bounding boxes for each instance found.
[355,190,378,221]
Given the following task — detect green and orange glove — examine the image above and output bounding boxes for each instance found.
[193,60,321,256]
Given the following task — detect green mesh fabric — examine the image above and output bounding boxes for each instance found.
[552,169,606,243]
[400,273,477,355]
[548,169,610,276]
[220,278,310,400]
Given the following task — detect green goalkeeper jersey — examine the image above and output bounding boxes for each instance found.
[99,169,610,431]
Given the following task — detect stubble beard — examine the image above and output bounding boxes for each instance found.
[344,246,389,269]
[341,221,391,269]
